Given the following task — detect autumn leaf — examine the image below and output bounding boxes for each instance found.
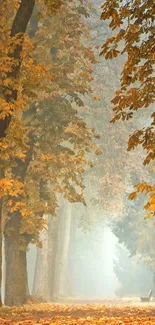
[93,95,100,101]
[128,192,137,200]
[1,303,155,325]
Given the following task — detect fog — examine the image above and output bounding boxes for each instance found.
[27,226,118,300]
[14,0,154,303]
[1,0,154,309]
[26,218,153,302]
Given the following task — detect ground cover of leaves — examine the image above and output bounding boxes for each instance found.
[0,301,155,324]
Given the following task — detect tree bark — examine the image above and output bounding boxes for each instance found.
[4,213,29,306]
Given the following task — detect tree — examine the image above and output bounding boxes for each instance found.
[114,243,153,298]
[74,0,148,220]
[110,175,155,284]
[0,0,36,307]
[0,0,65,306]
[1,0,99,306]
[100,0,155,217]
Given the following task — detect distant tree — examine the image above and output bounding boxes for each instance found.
[76,0,146,220]
[111,178,155,282]
[114,243,153,298]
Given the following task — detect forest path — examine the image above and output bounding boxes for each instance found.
[0,301,155,324]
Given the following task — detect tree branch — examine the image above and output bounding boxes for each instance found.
[0,0,35,139]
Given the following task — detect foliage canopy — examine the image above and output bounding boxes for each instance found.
[100,0,155,218]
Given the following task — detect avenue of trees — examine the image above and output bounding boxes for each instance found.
[0,0,154,306]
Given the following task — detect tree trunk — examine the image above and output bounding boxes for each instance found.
[32,215,50,301]
[48,214,60,300]
[52,199,72,299]
[32,198,74,301]
[4,213,29,306]
[153,272,155,297]
[19,249,30,300]
[33,198,73,301]
[32,213,60,302]
[62,210,77,298]
[0,206,2,306]
[0,167,4,306]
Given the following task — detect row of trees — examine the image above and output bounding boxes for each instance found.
[32,0,155,301]
[0,0,154,306]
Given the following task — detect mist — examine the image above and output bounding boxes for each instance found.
[27,212,153,302]
[0,0,154,319]
[28,224,118,300]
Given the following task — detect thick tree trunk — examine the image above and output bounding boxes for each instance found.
[4,213,29,306]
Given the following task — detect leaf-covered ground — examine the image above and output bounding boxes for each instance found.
[1,301,155,324]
